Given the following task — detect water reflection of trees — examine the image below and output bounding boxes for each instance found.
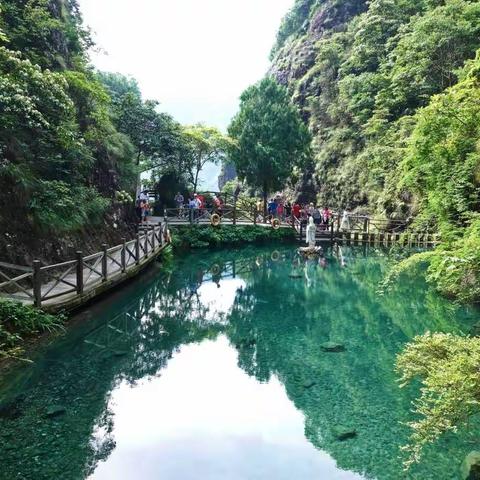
[0,262,225,480]
[226,246,477,480]
[0,246,476,480]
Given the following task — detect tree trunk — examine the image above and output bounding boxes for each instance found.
[193,168,200,194]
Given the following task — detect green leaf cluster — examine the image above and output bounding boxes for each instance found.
[0,299,64,356]
[228,77,311,200]
[171,225,295,250]
[397,333,480,467]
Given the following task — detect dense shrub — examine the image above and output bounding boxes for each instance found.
[171,225,296,250]
[0,300,65,356]
[397,333,480,467]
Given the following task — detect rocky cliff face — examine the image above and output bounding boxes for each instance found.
[218,162,237,190]
[270,0,367,89]
[269,0,368,205]
[268,0,480,215]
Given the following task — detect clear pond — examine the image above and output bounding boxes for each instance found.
[0,245,479,480]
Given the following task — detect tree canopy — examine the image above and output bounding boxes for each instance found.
[228,77,311,206]
[182,124,233,193]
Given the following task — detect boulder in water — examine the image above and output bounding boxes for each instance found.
[320,342,346,353]
[0,401,22,420]
[333,425,357,441]
[45,405,66,418]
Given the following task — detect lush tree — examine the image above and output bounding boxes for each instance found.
[228,77,311,212]
[182,124,232,193]
[98,72,190,184]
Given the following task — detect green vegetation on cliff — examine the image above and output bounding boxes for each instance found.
[267,0,480,299]
[266,0,480,461]
[0,1,222,261]
[271,0,480,222]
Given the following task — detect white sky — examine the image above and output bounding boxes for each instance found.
[78,0,294,131]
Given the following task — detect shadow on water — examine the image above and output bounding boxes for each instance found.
[0,244,478,479]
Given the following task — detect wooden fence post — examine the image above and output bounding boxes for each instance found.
[233,200,237,225]
[102,244,108,282]
[151,226,156,251]
[121,239,126,272]
[144,230,149,257]
[163,208,167,225]
[253,207,257,226]
[330,221,334,243]
[158,222,164,247]
[33,260,42,308]
[76,251,83,294]
[136,234,141,265]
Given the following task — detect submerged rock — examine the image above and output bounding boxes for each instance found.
[462,451,480,479]
[113,350,128,358]
[320,342,346,353]
[0,401,22,420]
[303,380,317,389]
[45,405,66,418]
[333,426,357,441]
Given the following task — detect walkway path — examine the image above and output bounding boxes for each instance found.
[0,224,169,312]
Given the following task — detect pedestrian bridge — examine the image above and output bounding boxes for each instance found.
[0,224,170,312]
[0,204,437,312]
[159,206,438,246]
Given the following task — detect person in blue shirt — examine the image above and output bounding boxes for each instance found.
[268,199,278,218]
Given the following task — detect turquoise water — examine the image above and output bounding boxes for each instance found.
[0,245,479,480]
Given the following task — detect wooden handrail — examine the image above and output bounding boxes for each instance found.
[0,224,167,308]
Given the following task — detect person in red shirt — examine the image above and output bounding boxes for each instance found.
[293,203,301,219]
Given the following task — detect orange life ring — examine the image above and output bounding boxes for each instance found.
[211,213,221,227]
[271,218,280,230]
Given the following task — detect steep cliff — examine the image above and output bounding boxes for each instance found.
[270,0,480,218]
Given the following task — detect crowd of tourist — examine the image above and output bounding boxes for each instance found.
[135,189,335,229]
[261,198,332,229]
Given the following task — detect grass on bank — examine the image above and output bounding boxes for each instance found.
[0,300,65,360]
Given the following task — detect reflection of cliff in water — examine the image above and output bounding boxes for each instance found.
[0,246,477,480]
[225,246,478,480]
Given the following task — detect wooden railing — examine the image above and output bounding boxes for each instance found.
[294,213,438,245]
[164,206,263,226]
[0,223,169,308]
